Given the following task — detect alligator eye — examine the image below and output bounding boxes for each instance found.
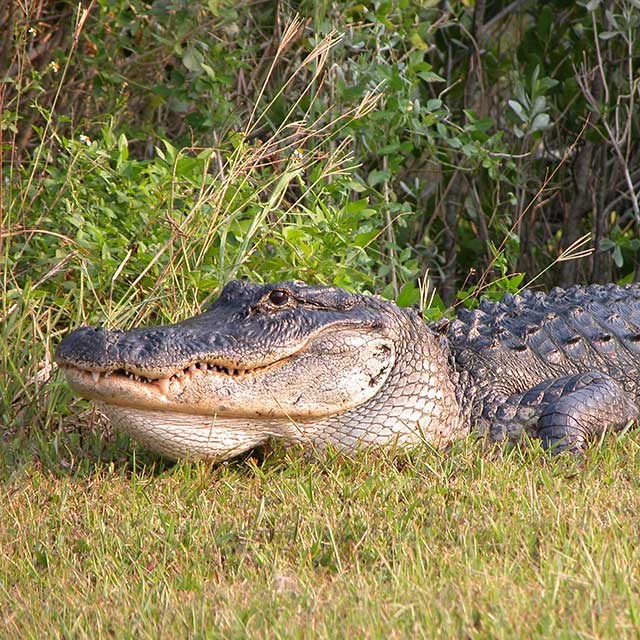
[268,289,289,306]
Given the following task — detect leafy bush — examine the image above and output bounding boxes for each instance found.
[4,1,639,309]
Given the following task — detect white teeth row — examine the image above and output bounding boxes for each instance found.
[86,361,251,390]
[90,370,146,384]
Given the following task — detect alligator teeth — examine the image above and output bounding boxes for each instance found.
[79,360,263,391]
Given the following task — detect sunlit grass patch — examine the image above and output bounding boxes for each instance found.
[2,438,640,637]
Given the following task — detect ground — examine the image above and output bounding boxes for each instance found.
[2,429,640,638]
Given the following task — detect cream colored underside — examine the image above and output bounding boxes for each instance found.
[97,401,309,461]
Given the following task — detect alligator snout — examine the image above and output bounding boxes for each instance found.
[56,326,124,372]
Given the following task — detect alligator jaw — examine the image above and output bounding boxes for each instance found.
[58,352,293,415]
[58,325,399,460]
[58,326,397,420]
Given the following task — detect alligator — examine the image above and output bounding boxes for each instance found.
[55,280,640,460]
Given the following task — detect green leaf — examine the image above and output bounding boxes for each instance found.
[447,137,462,149]
[367,169,390,187]
[117,133,128,162]
[508,100,527,123]
[612,245,623,267]
[378,143,401,154]
[353,229,379,247]
[436,122,448,138]
[200,63,217,80]
[396,282,421,307]
[530,113,551,134]
[538,77,559,92]
[182,46,204,72]
[461,143,476,156]
[532,96,547,116]
[409,32,429,51]
[418,70,445,83]
[346,179,367,193]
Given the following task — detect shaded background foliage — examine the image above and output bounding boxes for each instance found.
[2,0,639,311]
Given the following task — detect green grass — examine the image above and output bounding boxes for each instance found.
[2,434,640,638]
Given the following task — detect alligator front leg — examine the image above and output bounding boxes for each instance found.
[484,372,639,453]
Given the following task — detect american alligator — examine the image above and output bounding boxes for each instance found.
[56,280,640,460]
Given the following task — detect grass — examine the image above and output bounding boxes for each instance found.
[2,433,640,638]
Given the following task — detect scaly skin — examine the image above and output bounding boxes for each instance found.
[444,283,640,452]
[56,280,465,460]
[56,280,640,460]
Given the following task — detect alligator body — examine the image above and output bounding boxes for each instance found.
[56,281,640,460]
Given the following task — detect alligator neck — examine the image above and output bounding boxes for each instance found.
[313,314,467,451]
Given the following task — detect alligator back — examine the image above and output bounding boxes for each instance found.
[446,283,640,400]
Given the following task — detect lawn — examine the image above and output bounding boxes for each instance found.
[3,2,640,637]
[2,430,640,638]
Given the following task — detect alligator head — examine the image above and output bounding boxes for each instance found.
[56,280,464,460]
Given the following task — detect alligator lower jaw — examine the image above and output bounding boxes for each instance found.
[58,362,264,415]
[61,364,312,460]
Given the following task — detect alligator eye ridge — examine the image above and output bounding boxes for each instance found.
[268,289,289,306]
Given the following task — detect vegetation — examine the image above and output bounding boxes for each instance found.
[3,441,640,638]
[2,0,640,636]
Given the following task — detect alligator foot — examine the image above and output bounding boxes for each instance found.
[486,372,640,454]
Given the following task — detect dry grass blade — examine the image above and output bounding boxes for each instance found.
[556,233,594,263]
[525,233,594,291]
